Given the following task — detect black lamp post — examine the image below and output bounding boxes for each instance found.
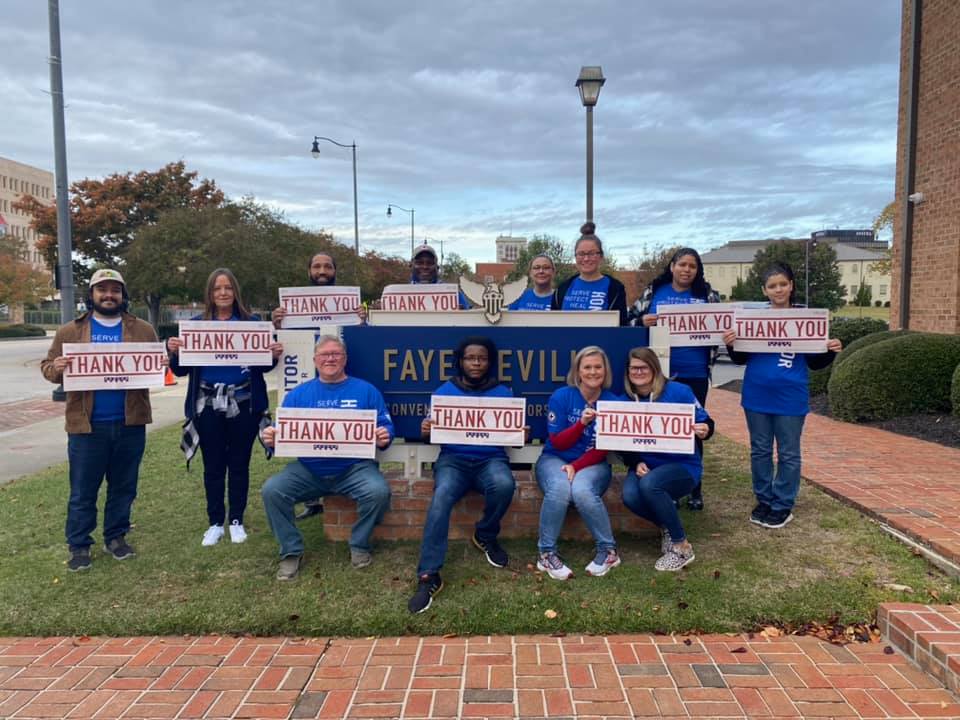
[387,204,415,256]
[310,136,359,254]
[576,66,606,223]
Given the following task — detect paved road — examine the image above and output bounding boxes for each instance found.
[0,335,58,403]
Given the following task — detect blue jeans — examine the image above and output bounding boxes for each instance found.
[417,453,516,575]
[622,463,695,542]
[66,422,146,549]
[261,459,390,557]
[196,403,259,525]
[745,410,806,512]
[535,453,615,553]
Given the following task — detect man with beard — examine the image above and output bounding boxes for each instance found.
[41,269,163,572]
[271,252,365,520]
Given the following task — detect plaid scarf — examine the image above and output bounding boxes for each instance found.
[179,380,274,469]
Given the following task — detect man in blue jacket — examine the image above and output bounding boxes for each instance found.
[260,335,394,581]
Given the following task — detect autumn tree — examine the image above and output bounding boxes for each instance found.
[0,234,50,308]
[440,252,472,283]
[506,234,576,285]
[626,244,683,295]
[739,240,846,310]
[14,161,224,285]
[869,201,895,275]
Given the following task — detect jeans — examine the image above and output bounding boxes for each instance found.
[261,459,390,557]
[674,376,709,500]
[745,410,805,512]
[535,453,615,553]
[622,463,695,542]
[417,453,516,575]
[66,422,146,549]
[196,403,260,525]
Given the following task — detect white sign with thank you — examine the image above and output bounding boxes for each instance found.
[277,286,362,328]
[595,400,696,454]
[62,342,167,391]
[380,284,461,312]
[177,320,275,366]
[732,308,829,353]
[429,395,526,446]
[273,407,378,459]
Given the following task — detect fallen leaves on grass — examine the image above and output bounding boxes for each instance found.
[756,615,882,645]
[544,609,557,619]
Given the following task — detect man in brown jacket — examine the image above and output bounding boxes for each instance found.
[41,269,161,571]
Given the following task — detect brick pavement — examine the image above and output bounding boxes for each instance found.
[3,633,960,719]
[0,398,64,433]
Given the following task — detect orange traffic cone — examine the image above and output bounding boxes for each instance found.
[164,367,177,386]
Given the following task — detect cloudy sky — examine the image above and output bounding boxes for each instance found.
[3,1,901,265]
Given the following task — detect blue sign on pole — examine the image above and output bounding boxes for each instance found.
[343,325,648,441]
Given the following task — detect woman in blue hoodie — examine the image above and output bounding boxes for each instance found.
[408,336,519,614]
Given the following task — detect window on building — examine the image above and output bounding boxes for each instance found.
[850,285,857,297]
[879,285,887,297]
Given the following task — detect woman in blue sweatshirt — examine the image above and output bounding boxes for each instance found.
[722,263,842,529]
[619,348,714,572]
[408,336,518,614]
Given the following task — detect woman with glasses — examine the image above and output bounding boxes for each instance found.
[167,268,282,547]
[552,222,628,325]
[619,348,714,571]
[508,254,556,311]
[535,346,621,580]
[630,247,720,510]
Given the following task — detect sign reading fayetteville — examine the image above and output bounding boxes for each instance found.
[594,400,696,454]
[177,321,275,366]
[429,395,527,446]
[278,286,362,328]
[732,308,829,353]
[657,303,737,346]
[273,407,378,459]
[62,342,167,391]
[380,284,461,312]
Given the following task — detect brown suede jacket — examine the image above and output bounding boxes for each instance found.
[41,312,159,434]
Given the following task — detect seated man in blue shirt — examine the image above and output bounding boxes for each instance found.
[260,335,394,581]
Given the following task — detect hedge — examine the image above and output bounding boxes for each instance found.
[828,333,960,422]
[953,363,960,417]
[0,323,47,338]
[833,328,912,368]
[807,317,890,396]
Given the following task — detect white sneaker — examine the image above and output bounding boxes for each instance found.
[229,520,247,544]
[536,552,573,581]
[201,525,224,546]
[585,549,621,577]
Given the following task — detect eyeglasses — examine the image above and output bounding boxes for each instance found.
[530,265,554,272]
[462,355,488,364]
[575,251,602,259]
[316,352,345,360]
[628,365,652,374]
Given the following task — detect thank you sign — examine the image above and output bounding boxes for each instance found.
[178,321,274,366]
[595,400,696,454]
[429,395,526,446]
[733,308,829,353]
[62,342,167,391]
[273,407,377,459]
[380,284,461,312]
[278,286,362,328]
[658,303,737,347]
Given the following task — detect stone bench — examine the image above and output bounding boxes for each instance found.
[321,442,656,542]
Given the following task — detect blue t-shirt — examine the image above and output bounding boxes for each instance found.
[651,284,711,379]
[508,288,552,311]
[560,276,612,312]
[544,385,619,463]
[741,352,811,416]
[199,315,250,387]
[90,317,125,423]
[430,381,513,459]
[281,376,394,477]
[630,380,710,482]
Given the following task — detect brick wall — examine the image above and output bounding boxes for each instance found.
[891,0,960,333]
[322,469,655,543]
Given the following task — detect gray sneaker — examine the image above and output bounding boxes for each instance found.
[68,547,91,572]
[104,536,135,560]
[276,555,302,581]
[350,548,372,569]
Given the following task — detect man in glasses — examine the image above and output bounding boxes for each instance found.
[260,335,394,581]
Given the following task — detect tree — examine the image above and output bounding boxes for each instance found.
[729,276,752,301]
[869,201,895,275]
[505,234,575,284]
[0,234,49,308]
[853,282,873,307]
[440,253,471,283]
[740,240,846,310]
[14,161,225,285]
[626,243,682,294]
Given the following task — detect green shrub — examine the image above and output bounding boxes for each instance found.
[953,363,960,417]
[834,328,911,368]
[156,323,178,341]
[807,318,889,396]
[829,333,960,422]
[0,323,47,338]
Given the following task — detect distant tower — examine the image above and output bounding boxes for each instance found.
[495,234,527,263]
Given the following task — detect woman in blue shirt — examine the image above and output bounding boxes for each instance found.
[722,263,842,529]
[168,268,281,547]
[508,254,556,311]
[619,348,714,571]
[551,223,628,325]
[632,247,720,510]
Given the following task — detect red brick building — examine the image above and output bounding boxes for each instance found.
[890,0,960,332]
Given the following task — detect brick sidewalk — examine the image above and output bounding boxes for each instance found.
[707,388,960,567]
[3,633,959,719]
[0,398,64,433]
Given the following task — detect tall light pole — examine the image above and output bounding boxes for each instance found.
[387,204,415,256]
[423,237,444,270]
[311,136,359,254]
[576,66,606,224]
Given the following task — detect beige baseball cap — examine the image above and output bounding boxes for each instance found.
[89,268,126,287]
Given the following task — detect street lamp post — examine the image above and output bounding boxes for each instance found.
[387,204,415,256]
[310,136,359,254]
[423,237,444,271]
[576,66,606,224]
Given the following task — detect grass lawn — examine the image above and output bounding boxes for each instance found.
[833,305,890,321]
[1,423,956,638]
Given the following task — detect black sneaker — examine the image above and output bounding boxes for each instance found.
[750,503,772,526]
[686,496,704,511]
[68,547,91,572]
[472,532,508,568]
[295,499,324,521]
[762,509,794,529]
[104,536,136,560]
[408,573,443,614]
